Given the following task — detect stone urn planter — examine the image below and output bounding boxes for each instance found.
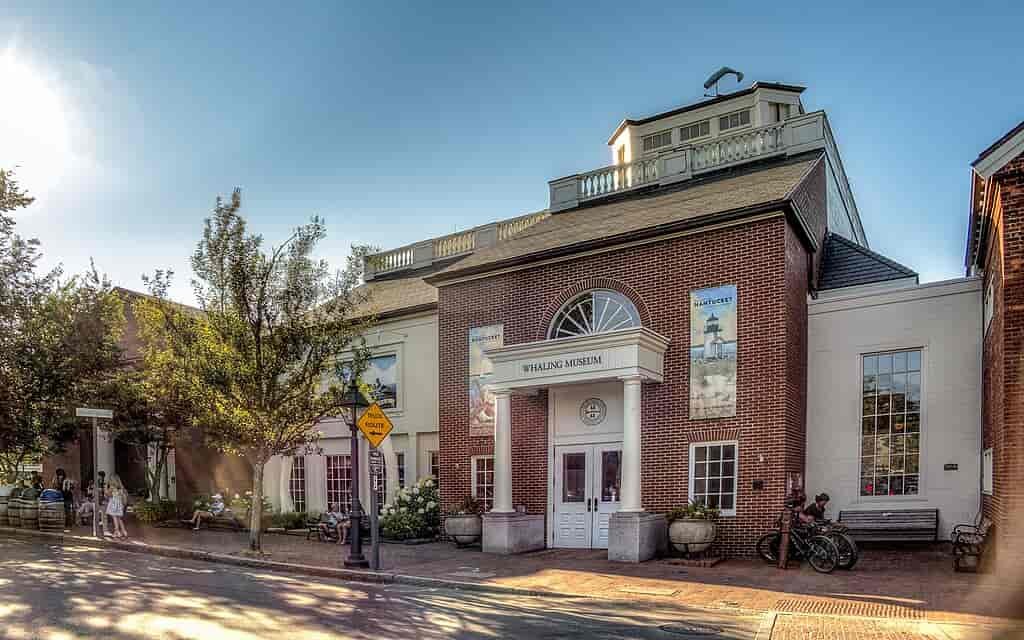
[445,514,483,547]
[668,518,717,554]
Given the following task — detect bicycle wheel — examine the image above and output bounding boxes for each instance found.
[806,535,839,573]
[830,532,859,570]
[756,532,781,563]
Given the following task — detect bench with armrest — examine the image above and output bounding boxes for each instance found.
[837,509,938,542]
[951,515,993,572]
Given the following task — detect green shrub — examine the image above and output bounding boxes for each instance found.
[134,500,178,524]
[666,500,719,522]
[380,477,439,540]
[270,512,311,530]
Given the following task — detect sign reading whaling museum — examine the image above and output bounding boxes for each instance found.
[521,354,603,373]
[689,285,738,419]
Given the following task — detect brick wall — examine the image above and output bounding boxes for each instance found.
[982,153,1024,568]
[438,215,812,556]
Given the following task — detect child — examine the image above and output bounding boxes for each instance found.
[77,481,96,525]
[105,475,129,538]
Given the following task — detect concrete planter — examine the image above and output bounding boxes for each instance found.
[445,514,482,546]
[668,518,716,554]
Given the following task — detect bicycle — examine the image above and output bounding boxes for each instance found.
[811,520,859,570]
[755,511,840,573]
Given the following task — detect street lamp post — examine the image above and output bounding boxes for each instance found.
[342,379,369,569]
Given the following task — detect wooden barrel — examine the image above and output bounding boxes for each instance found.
[19,489,39,529]
[7,490,22,528]
[38,500,65,532]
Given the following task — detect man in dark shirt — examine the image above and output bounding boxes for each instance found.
[802,492,830,523]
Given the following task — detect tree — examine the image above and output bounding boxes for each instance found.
[149,190,373,552]
[0,169,125,483]
[0,267,125,483]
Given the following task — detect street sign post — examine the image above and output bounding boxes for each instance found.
[358,407,392,571]
[369,449,382,570]
[356,403,394,449]
[76,407,113,539]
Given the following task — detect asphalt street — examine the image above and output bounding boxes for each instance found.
[0,536,765,639]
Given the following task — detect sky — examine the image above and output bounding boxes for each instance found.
[1,1,1022,303]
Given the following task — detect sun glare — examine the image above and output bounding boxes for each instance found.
[0,48,72,201]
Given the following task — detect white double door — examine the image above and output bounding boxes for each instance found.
[553,443,622,549]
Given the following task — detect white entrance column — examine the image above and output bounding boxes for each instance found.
[96,427,116,477]
[482,387,545,554]
[620,376,644,512]
[491,390,514,513]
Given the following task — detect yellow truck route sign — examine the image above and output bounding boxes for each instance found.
[356,402,394,449]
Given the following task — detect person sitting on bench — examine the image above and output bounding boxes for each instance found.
[319,503,349,544]
[189,493,226,531]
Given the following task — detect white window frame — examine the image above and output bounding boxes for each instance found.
[688,440,738,517]
[471,455,495,511]
[428,451,440,479]
[679,120,711,143]
[641,129,673,154]
[982,448,993,496]
[395,452,406,488]
[325,454,353,514]
[289,456,306,513]
[718,109,751,132]
[984,281,994,335]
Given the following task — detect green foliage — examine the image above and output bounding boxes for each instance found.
[270,511,311,530]
[225,489,272,516]
[139,189,376,552]
[666,500,720,522]
[380,477,440,540]
[447,496,484,516]
[134,500,178,523]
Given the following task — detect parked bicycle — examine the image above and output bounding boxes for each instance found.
[755,503,841,573]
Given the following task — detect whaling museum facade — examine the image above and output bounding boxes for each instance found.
[308,78,1002,561]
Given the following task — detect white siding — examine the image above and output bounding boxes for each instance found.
[806,278,982,539]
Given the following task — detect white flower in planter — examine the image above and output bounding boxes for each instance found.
[418,508,425,514]
[427,501,436,509]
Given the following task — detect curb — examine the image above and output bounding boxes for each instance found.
[0,527,568,599]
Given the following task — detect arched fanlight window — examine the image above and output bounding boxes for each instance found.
[548,289,641,339]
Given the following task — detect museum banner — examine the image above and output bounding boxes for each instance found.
[469,324,504,437]
[689,285,737,419]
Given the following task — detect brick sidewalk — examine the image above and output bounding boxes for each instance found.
[39,521,1024,631]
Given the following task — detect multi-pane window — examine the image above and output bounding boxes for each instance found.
[641,129,672,153]
[680,120,710,142]
[616,145,626,165]
[472,456,494,511]
[429,451,440,482]
[718,109,751,131]
[861,350,922,497]
[549,290,641,339]
[325,455,352,513]
[289,456,306,513]
[690,442,737,516]
[396,452,406,488]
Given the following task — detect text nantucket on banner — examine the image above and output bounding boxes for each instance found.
[468,324,503,437]
[689,285,738,419]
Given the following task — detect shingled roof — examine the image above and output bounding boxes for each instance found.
[351,266,439,319]
[428,152,823,283]
[818,233,917,291]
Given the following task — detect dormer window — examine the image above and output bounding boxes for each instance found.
[641,130,673,153]
[718,109,751,132]
[770,102,791,123]
[680,120,711,143]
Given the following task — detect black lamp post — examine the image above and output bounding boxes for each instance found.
[341,378,371,568]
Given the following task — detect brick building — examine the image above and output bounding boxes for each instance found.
[965,121,1024,567]
[345,80,984,560]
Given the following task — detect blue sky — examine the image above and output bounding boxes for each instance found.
[1,1,1021,303]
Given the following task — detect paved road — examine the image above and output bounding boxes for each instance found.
[0,537,765,639]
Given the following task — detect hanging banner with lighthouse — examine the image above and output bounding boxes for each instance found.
[689,285,737,419]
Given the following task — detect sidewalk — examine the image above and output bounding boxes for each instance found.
[6,521,1023,632]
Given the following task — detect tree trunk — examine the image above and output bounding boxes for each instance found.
[249,462,265,553]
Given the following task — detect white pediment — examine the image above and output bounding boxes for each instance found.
[485,327,670,391]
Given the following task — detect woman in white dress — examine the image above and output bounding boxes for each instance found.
[105,475,129,538]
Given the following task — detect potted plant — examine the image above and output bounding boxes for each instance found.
[444,496,484,547]
[666,500,719,555]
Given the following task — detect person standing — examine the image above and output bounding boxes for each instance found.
[96,471,108,535]
[105,475,128,538]
[54,468,74,528]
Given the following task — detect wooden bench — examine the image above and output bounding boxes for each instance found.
[178,513,243,532]
[838,509,938,542]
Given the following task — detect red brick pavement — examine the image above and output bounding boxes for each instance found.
[44,521,1024,632]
